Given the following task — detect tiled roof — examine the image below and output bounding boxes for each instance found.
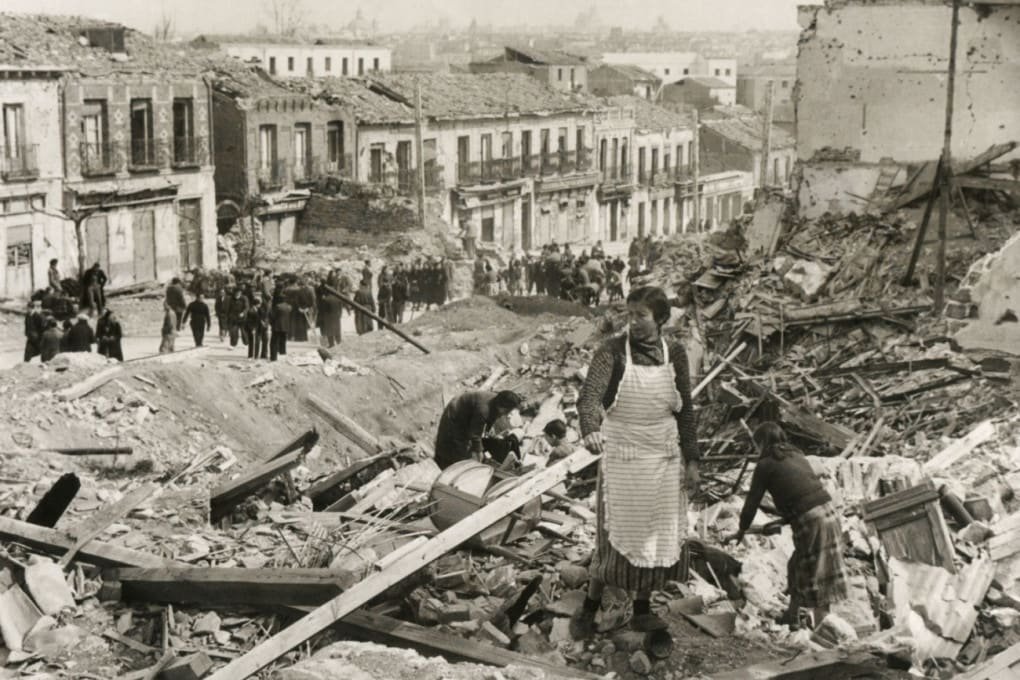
[606,95,691,132]
[285,77,414,125]
[505,45,586,66]
[0,13,205,77]
[702,114,795,150]
[367,72,603,121]
[593,63,660,83]
[204,54,297,100]
[677,76,734,89]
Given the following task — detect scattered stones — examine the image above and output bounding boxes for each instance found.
[629,650,653,676]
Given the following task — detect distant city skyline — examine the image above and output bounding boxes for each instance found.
[3,0,812,37]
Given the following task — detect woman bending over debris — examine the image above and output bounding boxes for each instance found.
[572,285,701,638]
[727,422,849,628]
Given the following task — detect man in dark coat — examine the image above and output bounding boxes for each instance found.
[353,279,375,335]
[214,288,229,340]
[23,300,46,362]
[182,292,212,348]
[245,293,270,360]
[270,294,292,361]
[40,319,62,363]
[165,278,187,330]
[64,315,95,352]
[434,390,524,470]
[317,286,342,348]
[227,288,249,348]
[96,309,124,361]
[377,267,394,324]
[392,264,410,323]
[81,262,107,316]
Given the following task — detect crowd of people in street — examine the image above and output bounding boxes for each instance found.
[22,236,669,364]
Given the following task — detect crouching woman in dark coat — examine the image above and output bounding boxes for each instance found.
[96,309,124,362]
[727,422,849,628]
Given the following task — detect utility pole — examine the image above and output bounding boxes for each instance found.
[936,0,961,315]
[414,77,427,232]
[758,80,775,200]
[692,108,700,233]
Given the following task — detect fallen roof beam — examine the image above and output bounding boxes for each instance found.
[205,448,600,679]
[954,175,1020,194]
[812,357,949,378]
[304,394,384,456]
[104,567,346,608]
[209,449,305,523]
[886,142,1017,212]
[322,283,430,354]
[0,516,177,569]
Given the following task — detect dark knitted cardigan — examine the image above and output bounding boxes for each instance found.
[578,334,700,463]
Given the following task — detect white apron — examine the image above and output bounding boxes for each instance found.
[602,336,688,568]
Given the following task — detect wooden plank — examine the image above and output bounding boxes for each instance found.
[712,650,878,679]
[813,357,948,379]
[0,516,177,569]
[59,483,159,568]
[55,346,210,401]
[105,567,346,607]
[209,450,305,523]
[333,609,602,679]
[266,429,320,462]
[923,420,997,474]
[205,448,600,680]
[304,395,384,455]
[956,640,1020,680]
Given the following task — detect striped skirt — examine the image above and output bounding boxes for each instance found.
[787,502,850,608]
[590,472,690,592]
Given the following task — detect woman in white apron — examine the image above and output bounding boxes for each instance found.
[571,285,701,638]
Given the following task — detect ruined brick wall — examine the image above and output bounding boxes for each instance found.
[295,194,422,246]
[796,3,1020,166]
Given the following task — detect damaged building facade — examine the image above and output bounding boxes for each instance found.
[209,64,356,248]
[795,0,1020,218]
[0,15,217,298]
[316,73,602,251]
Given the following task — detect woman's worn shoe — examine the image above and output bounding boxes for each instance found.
[569,606,597,640]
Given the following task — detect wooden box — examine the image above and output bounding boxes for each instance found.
[862,479,955,573]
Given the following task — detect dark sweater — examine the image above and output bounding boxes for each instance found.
[182,300,211,329]
[738,450,832,532]
[578,334,700,462]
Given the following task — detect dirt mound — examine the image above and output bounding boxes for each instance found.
[490,294,595,319]
[404,296,524,334]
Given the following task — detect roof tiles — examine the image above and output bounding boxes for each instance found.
[702,114,795,150]
[605,95,691,132]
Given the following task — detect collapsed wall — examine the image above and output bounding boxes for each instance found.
[295,193,449,247]
[954,229,1020,355]
[794,0,1020,218]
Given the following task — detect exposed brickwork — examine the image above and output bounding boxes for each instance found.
[295,194,420,246]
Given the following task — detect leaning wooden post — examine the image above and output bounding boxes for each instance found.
[323,284,430,354]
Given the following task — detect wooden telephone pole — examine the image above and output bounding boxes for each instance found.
[414,78,428,231]
[692,108,700,232]
[758,80,775,199]
[935,0,961,314]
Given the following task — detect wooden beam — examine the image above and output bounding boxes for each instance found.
[55,346,210,401]
[0,516,177,569]
[104,567,346,607]
[955,175,1020,194]
[209,449,305,523]
[266,429,319,462]
[205,448,600,680]
[321,283,430,354]
[887,142,1017,212]
[59,483,159,568]
[304,395,384,455]
[738,378,856,450]
[812,357,948,378]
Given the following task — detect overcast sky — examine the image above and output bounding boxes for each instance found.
[3,0,812,35]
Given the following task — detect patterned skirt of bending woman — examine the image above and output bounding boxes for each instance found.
[786,501,850,608]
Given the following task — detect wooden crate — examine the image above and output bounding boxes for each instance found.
[862,479,955,573]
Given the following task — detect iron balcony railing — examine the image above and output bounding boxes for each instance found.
[396,165,443,195]
[79,142,119,177]
[599,164,633,186]
[172,136,208,167]
[0,144,39,181]
[129,138,159,170]
[457,148,594,185]
[257,159,289,191]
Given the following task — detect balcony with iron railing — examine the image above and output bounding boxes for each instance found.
[172,136,208,168]
[537,148,594,177]
[396,165,444,196]
[457,158,524,185]
[1,144,39,181]
[79,142,119,177]
[257,159,289,192]
[599,164,634,186]
[129,138,160,171]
